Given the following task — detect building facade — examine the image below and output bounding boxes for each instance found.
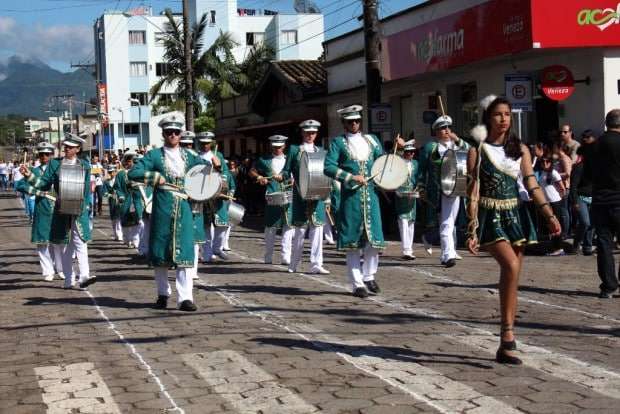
[324,0,620,146]
[94,2,324,151]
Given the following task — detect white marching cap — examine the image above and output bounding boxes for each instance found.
[403,139,416,151]
[36,141,55,153]
[179,131,195,144]
[122,150,137,159]
[158,114,184,130]
[337,105,363,120]
[432,115,453,130]
[299,119,321,131]
[63,133,86,147]
[268,134,288,147]
[196,131,215,143]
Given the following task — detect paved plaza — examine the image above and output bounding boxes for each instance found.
[0,193,619,413]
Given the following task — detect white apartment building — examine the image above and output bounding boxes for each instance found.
[94,2,324,150]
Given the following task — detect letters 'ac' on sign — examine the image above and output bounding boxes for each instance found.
[541,65,575,101]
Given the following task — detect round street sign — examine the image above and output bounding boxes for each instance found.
[541,65,575,101]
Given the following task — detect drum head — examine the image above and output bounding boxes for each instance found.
[184,164,221,201]
[440,149,457,196]
[371,154,408,191]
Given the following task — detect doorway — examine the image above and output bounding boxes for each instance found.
[534,97,559,144]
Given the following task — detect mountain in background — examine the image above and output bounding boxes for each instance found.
[0,56,96,119]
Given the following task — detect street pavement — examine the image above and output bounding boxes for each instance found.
[1,191,619,414]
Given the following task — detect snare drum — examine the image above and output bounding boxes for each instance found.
[58,164,85,215]
[228,201,245,225]
[440,149,468,197]
[395,190,420,200]
[371,154,409,191]
[298,150,330,200]
[184,164,223,201]
[265,191,292,206]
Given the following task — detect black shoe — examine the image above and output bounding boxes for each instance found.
[179,300,197,311]
[598,290,614,299]
[444,259,456,268]
[79,276,97,289]
[401,254,416,261]
[352,287,369,298]
[154,295,168,309]
[364,280,380,294]
[582,250,593,256]
[496,347,523,365]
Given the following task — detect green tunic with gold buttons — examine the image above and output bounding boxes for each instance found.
[254,155,293,229]
[15,165,55,244]
[395,159,419,221]
[323,134,385,250]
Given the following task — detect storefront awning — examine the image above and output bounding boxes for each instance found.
[236,120,293,132]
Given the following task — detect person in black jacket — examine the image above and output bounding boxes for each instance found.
[570,131,596,255]
[586,110,620,298]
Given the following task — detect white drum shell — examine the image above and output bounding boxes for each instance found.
[371,154,409,191]
[265,191,292,206]
[298,150,330,200]
[228,201,245,225]
[184,164,222,201]
[58,164,85,216]
[440,149,469,197]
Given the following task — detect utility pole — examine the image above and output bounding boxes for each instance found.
[182,0,194,131]
[363,0,381,133]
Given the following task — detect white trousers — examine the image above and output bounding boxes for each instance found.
[264,226,293,263]
[440,195,460,262]
[290,225,324,271]
[397,218,415,255]
[112,219,123,241]
[187,244,199,280]
[223,225,232,250]
[346,245,379,290]
[122,221,141,247]
[154,266,193,304]
[203,224,228,261]
[323,220,335,244]
[138,218,150,256]
[37,244,64,277]
[62,219,90,288]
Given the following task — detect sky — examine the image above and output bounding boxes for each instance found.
[0,0,425,74]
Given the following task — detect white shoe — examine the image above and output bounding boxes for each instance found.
[223,247,231,251]
[56,272,65,280]
[311,267,330,275]
[287,268,295,273]
[455,253,463,260]
[43,274,54,282]
[422,235,433,256]
[192,274,199,280]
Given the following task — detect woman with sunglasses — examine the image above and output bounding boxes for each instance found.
[466,96,561,364]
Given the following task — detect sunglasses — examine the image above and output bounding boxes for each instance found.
[163,129,181,136]
[346,119,361,124]
[561,130,571,134]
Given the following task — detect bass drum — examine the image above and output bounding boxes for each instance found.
[440,149,468,197]
[370,154,408,191]
[184,164,222,201]
[58,164,85,216]
[298,150,330,200]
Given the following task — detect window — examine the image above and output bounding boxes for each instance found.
[157,93,176,105]
[282,30,297,45]
[246,32,265,46]
[156,62,171,77]
[129,62,147,77]
[154,32,166,45]
[130,92,148,106]
[124,123,140,135]
[210,10,216,25]
[128,31,146,44]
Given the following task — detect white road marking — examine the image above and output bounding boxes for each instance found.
[183,351,319,413]
[35,362,121,414]
[229,249,620,398]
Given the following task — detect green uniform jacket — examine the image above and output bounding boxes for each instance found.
[128,147,206,268]
[395,159,419,221]
[113,170,143,227]
[282,144,326,227]
[15,165,55,244]
[323,134,385,250]
[103,178,121,220]
[26,157,92,243]
[203,151,235,227]
[254,155,292,229]
[417,139,470,228]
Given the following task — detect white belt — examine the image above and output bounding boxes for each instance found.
[159,183,189,200]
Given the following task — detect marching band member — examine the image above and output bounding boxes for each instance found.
[418,115,469,268]
[283,120,330,274]
[196,132,232,262]
[180,131,205,279]
[324,105,404,297]
[104,165,123,242]
[113,152,143,250]
[128,116,206,311]
[251,135,294,265]
[20,133,96,289]
[15,142,65,281]
[135,153,153,259]
[395,140,419,260]
[466,96,561,364]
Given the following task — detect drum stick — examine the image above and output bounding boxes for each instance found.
[438,95,446,117]
[219,194,236,201]
[23,151,27,166]
[351,171,381,191]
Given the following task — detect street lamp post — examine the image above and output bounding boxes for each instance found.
[128,98,143,149]
[114,107,125,150]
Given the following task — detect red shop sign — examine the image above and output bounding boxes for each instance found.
[541,65,575,101]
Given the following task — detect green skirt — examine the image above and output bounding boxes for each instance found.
[478,203,537,247]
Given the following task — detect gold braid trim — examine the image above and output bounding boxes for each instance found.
[479,197,518,211]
